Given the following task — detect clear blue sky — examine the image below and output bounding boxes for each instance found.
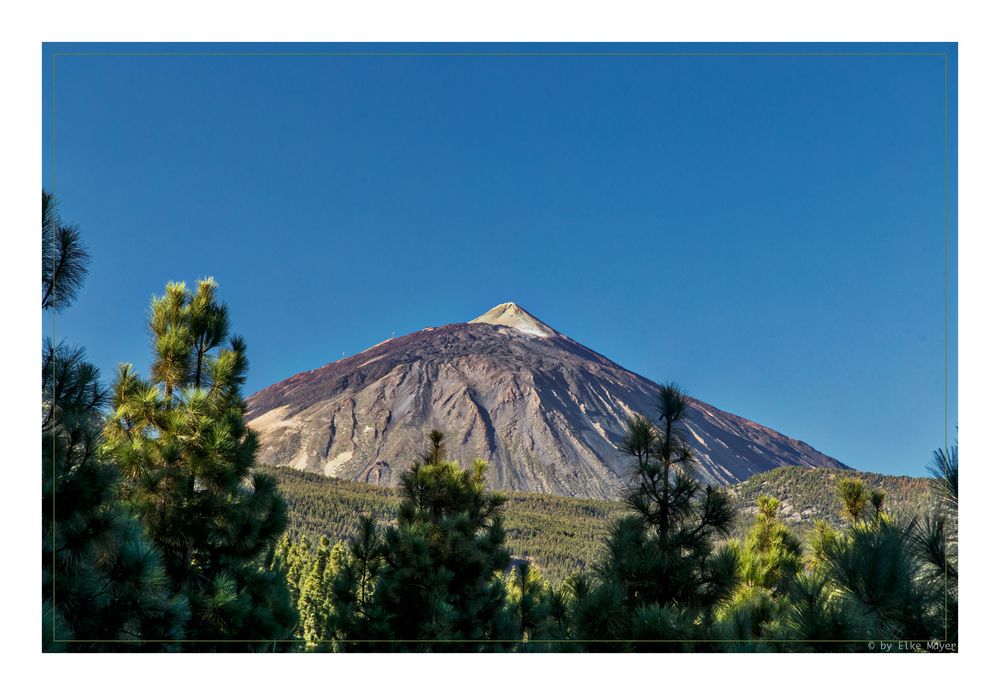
[42,43,957,477]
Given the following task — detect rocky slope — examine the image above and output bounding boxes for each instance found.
[246,302,848,498]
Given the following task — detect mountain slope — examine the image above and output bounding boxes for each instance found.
[247,302,847,498]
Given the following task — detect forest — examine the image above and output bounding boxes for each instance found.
[274,465,936,584]
[42,192,958,652]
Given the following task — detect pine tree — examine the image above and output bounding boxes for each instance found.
[272,534,313,610]
[42,191,187,650]
[503,562,547,643]
[575,384,739,649]
[296,536,344,650]
[102,278,296,649]
[714,495,803,646]
[330,515,387,645]
[910,445,958,644]
[737,495,802,594]
[332,430,512,650]
[42,191,89,312]
[835,477,870,523]
[809,477,932,646]
[762,572,868,650]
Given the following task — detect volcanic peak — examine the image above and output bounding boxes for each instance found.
[469,302,558,338]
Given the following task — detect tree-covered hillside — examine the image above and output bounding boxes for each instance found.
[273,467,624,583]
[730,467,935,537]
[274,465,934,583]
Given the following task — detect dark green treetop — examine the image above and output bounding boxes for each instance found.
[332,430,512,650]
[42,191,186,650]
[102,278,295,649]
[574,383,739,648]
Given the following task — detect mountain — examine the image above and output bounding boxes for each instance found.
[246,302,848,499]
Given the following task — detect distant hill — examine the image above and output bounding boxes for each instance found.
[273,465,933,583]
[729,467,936,537]
[248,302,846,499]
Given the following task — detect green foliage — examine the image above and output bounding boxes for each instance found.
[503,562,550,645]
[271,451,951,651]
[42,191,90,312]
[628,603,700,651]
[331,432,513,650]
[718,463,957,652]
[912,444,958,643]
[102,279,295,649]
[804,463,959,647]
[566,575,627,647]
[272,535,344,650]
[573,384,740,648]
[714,586,787,648]
[762,572,869,650]
[836,477,871,523]
[42,193,186,650]
[276,464,937,588]
[328,515,385,645]
[730,467,935,538]
[273,467,623,584]
[738,496,802,593]
[43,344,189,651]
[814,515,929,640]
[927,445,958,518]
[715,495,801,646]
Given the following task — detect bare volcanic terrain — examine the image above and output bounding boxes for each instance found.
[246,303,848,499]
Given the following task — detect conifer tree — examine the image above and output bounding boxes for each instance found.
[296,536,344,650]
[835,477,870,523]
[762,572,868,650]
[809,477,932,646]
[272,535,313,610]
[910,445,958,644]
[270,533,348,649]
[43,342,189,650]
[503,562,547,643]
[102,278,296,649]
[42,191,186,650]
[575,384,739,649]
[42,191,89,312]
[333,430,511,650]
[715,495,803,645]
[330,515,387,644]
[737,495,802,594]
